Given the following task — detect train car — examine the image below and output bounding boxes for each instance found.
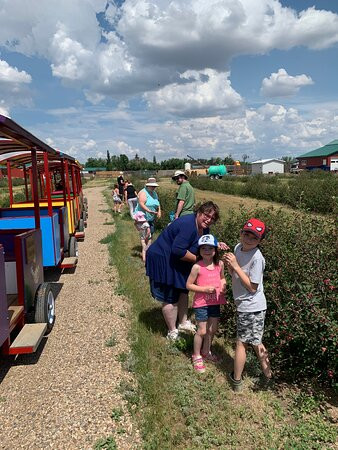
[0,115,57,355]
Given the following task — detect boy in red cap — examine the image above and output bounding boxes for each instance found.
[224,218,272,391]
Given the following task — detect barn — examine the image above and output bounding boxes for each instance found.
[251,159,285,175]
[296,140,338,171]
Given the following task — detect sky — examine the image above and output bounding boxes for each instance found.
[0,0,338,163]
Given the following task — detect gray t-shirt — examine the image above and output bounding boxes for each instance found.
[231,243,266,313]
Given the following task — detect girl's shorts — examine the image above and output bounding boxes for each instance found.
[149,279,187,304]
[194,305,221,322]
[237,310,266,345]
[113,198,122,204]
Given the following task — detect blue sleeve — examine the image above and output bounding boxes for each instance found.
[171,218,197,258]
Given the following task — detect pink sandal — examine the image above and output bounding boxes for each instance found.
[201,351,221,363]
[192,355,206,373]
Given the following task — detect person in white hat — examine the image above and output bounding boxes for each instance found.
[134,177,161,234]
[172,170,195,219]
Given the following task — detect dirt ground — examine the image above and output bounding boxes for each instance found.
[0,186,141,449]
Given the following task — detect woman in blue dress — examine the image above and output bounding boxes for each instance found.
[146,201,228,340]
[135,177,161,234]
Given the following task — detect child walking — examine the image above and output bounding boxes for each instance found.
[224,218,272,391]
[112,184,122,214]
[133,211,151,262]
[186,234,226,373]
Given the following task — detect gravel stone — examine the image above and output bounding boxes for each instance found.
[0,186,141,449]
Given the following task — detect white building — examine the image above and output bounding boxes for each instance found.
[251,159,285,175]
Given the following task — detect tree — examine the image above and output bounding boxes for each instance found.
[118,154,129,171]
[242,154,250,163]
[106,150,113,171]
[224,155,235,165]
[281,155,295,173]
[85,157,106,168]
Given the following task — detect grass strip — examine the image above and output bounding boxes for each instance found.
[103,191,337,450]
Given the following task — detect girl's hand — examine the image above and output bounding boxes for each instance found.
[223,253,239,270]
[204,286,216,294]
[218,241,230,251]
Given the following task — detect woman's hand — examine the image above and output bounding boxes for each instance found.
[218,241,230,251]
[156,210,161,219]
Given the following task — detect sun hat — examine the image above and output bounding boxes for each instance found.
[242,218,266,239]
[133,211,146,222]
[198,234,218,247]
[145,177,159,187]
[119,171,124,175]
[172,170,187,180]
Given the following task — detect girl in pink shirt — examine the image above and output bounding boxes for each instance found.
[186,234,226,373]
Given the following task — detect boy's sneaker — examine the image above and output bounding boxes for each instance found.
[178,320,196,334]
[228,372,243,392]
[166,329,179,341]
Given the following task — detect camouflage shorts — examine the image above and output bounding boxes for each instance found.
[237,310,266,345]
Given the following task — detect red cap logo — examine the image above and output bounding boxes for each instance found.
[242,218,266,239]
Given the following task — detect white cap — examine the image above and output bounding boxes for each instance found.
[198,234,218,247]
[172,170,187,180]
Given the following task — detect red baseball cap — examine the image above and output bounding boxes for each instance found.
[242,218,266,239]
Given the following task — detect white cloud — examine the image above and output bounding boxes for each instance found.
[261,68,314,97]
[0,59,31,83]
[145,69,243,117]
[0,1,337,104]
[0,59,32,113]
[0,100,10,116]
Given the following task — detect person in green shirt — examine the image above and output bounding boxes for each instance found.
[172,170,196,219]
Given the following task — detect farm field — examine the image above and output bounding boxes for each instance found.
[101,182,337,449]
[158,178,294,216]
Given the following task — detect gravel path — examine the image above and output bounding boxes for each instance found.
[0,186,141,449]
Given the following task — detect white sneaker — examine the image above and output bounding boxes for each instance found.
[178,320,196,334]
[166,329,179,341]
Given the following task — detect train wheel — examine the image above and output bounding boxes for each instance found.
[35,283,55,333]
[78,218,84,232]
[68,236,78,257]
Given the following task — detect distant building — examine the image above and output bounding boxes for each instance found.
[251,159,285,175]
[296,140,338,171]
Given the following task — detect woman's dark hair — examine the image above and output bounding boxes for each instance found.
[195,201,220,223]
[114,183,118,188]
[197,245,220,264]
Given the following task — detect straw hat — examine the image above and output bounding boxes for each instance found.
[145,177,159,187]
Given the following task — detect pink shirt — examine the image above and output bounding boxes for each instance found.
[192,261,225,308]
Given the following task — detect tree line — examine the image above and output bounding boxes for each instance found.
[83,151,296,171]
[83,151,237,171]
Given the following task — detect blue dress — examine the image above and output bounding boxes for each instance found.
[146,214,209,290]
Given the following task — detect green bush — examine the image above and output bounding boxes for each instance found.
[213,208,337,386]
[190,172,338,214]
[156,189,337,386]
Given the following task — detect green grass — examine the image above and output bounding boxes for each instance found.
[101,188,337,449]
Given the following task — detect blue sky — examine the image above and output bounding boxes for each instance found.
[0,0,338,163]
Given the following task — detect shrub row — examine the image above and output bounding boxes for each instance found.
[190,172,338,214]
[155,188,337,387]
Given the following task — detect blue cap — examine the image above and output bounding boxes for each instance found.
[198,234,218,247]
